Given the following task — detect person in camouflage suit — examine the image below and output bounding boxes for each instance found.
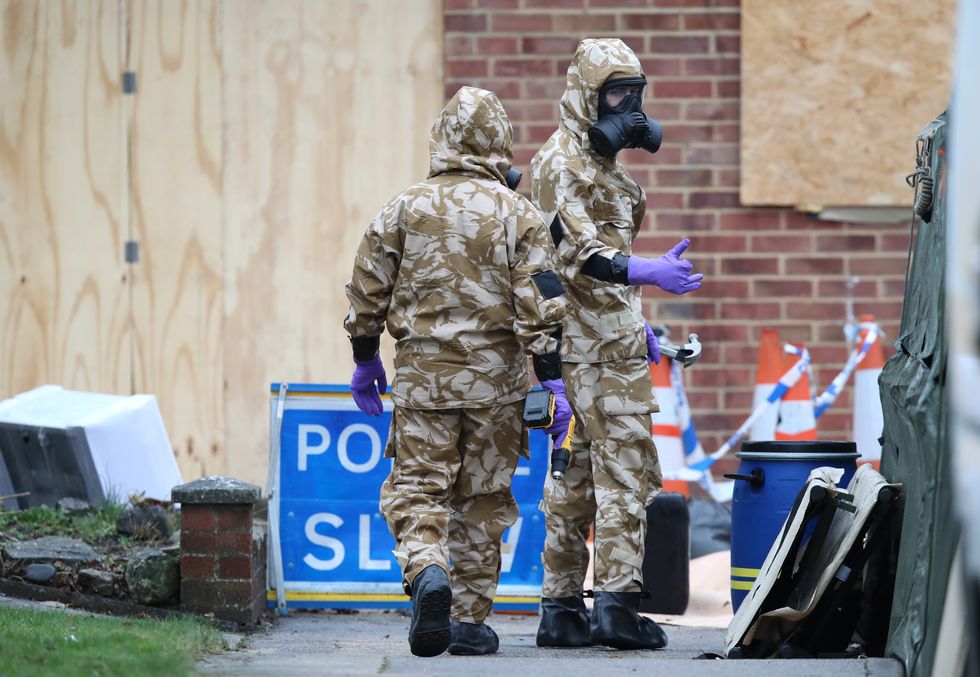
[344,86,570,658]
[530,38,703,651]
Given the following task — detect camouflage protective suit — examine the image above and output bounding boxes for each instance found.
[344,87,565,623]
[531,38,662,596]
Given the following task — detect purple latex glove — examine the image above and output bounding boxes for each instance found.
[540,379,573,447]
[645,322,661,365]
[626,239,704,294]
[350,355,387,416]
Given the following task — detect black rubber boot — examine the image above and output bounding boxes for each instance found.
[408,565,452,657]
[448,620,499,655]
[536,596,591,647]
[590,591,668,650]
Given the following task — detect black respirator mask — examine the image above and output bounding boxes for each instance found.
[587,77,663,159]
[505,166,522,190]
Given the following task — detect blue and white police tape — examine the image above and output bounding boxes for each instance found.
[812,322,880,418]
[664,347,812,481]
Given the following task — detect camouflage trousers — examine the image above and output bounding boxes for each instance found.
[379,402,523,623]
[541,357,662,596]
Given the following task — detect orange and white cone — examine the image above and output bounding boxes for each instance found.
[775,343,817,440]
[749,329,783,441]
[853,314,885,466]
[650,360,687,496]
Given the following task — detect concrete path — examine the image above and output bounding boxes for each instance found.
[196,609,905,676]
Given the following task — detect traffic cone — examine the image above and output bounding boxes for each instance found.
[853,314,885,467]
[650,359,689,497]
[775,343,817,440]
[749,329,783,441]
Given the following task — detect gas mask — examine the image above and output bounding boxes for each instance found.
[587,76,663,159]
[505,166,522,190]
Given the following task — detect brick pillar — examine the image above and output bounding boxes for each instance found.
[172,476,267,626]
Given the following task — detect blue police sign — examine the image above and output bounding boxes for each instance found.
[267,383,549,611]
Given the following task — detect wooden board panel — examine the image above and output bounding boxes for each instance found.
[741,0,955,207]
[127,0,224,479]
[222,0,443,485]
[0,2,130,398]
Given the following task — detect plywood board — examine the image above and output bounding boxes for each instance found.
[222,0,443,485]
[127,0,224,479]
[0,2,130,399]
[741,0,955,206]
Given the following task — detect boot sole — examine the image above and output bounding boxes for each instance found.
[409,586,451,657]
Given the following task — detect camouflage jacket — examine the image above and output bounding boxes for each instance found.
[531,38,648,364]
[345,87,566,410]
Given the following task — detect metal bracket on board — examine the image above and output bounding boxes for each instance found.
[266,383,288,616]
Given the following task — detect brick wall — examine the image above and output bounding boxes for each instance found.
[444,0,909,470]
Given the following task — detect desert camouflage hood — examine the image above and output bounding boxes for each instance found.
[428,86,512,186]
[560,38,644,141]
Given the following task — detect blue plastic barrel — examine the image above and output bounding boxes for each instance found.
[727,440,858,611]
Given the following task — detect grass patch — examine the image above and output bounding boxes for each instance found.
[0,502,127,543]
[0,606,223,676]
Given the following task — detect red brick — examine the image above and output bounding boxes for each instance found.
[643,192,685,209]
[690,367,753,388]
[724,389,756,410]
[685,101,739,121]
[653,80,712,98]
[656,168,712,187]
[658,0,712,5]
[751,234,813,253]
[180,505,215,532]
[719,211,782,231]
[491,13,553,31]
[526,0,583,6]
[700,278,749,297]
[523,78,566,99]
[721,258,778,275]
[506,101,555,121]
[456,78,520,99]
[640,58,683,76]
[216,531,252,553]
[217,505,252,531]
[786,301,847,320]
[477,0,518,7]
[849,257,907,276]
[715,34,741,53]
[689,323,750,342]
[881,233,911,251]
[818,279,876,297]
[621,13,681,31]
[656,212,717,230]
[717,169,740,186]
[649,145,683,164]
[783,257,844,275]
[720,301,780,320]
[526,125,555,143]
[180,531,216,554]
[446,60,488,77]
[522,36,581,55]
[446,0,474,8]
[880,278,907,296]
[218,555,253,580]
[656,301,717,320]
[619,35,647,55]
[552,14,615,31]
[684,57,739,76]
[784,211,819,229]
[445,13,487,32]
[688,191,739,208]
[646,102,682,120]
[816,234,876,252]
[446,35,474,57]
[688,235,747,253]
[717,79,740,97]
[180,554,215,579]
[687,391,720,409]
[494,59,553,77]
[710,124,739,142]
[753,279,814,297]
[663,124,714,142]
[476,36,518,55]
[683,12,740,30]
[648,36,711,54]
[590,0,646,6]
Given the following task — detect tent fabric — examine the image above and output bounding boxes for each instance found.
[878,112,957,676]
